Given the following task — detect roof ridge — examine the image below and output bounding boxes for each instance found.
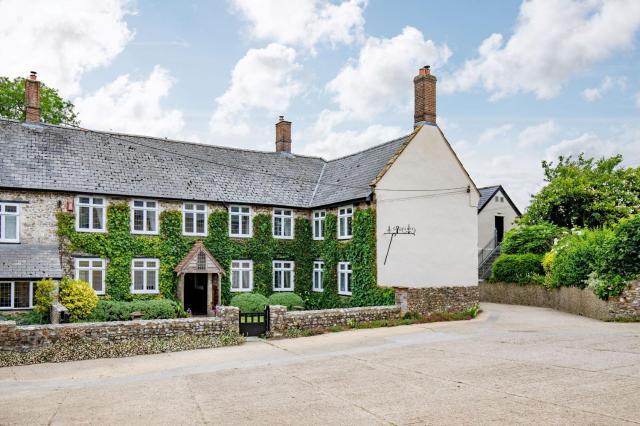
[309,162,327,207]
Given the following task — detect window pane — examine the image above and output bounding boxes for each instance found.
[133,209,144,231]
[134,260,144,268]
[274,271,281,288]
[347,273,352,293]
[147,201,156,208]
[79,270,90,283]
[283,218,291,236]
[185,203,193,210]
[14,282,30,308]
[79,206,90,229]
[196,213,205,233]
[92,260,103,268]
[0,283,11,307]
[230,215,240,234]
[241,215,250,234]
[134,200,143,207]
[283,271,291,289]
[134,270,144,290]
[242,270,250,289]
[4,205,17,213]
[274,217,282,235]
[92,270,103,292]
[79,197,90,204]
[196,204,205,211]
[147,212,156,232]
[93,198,103,205]
[146,270,156,290]
[78,260,90,267]
[4,215,17,239]
[92,207,103,229]
[185,212,194,233]
[232,270,240,289]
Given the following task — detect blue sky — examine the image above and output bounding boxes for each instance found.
[2,0,639,209]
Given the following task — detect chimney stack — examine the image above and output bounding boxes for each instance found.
[25,71,41,123]
[413,65,436,127]
[275,116,291,153]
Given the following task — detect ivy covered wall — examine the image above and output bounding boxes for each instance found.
[57,203,394,309]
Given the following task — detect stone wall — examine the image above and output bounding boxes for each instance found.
[269,305,400,334]
[480,281,640,321]
[395,286,479,316]
[0,306,239,352]
[0,189,66,245]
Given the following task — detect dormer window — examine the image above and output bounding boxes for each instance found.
[76,196,106,232]
[0,203,19,243]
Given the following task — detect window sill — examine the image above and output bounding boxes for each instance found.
[0,241,20,244]
[273,235,294,240]
[75,228,107,233]
[130,290,160,295]
[337,236,353,240]
[272,288,295,292]
[312,237,325,241]
[312,288,324,293]
[230,288,253,292]
[182,233,208,237]
[131,231,159,236]
[338,292,352,296]
[229,234,252,239]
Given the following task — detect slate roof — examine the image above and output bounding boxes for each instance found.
[0,118,413,208]
[0,244,63,279]
[478,185,522,216]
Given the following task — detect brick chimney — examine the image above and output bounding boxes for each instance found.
[275,116,291,153]
[413,65,436,127]
[25,71,41,123]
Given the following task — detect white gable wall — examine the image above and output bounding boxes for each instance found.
[375,125,479,288]
[478,189,519,249]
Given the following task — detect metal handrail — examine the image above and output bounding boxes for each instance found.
[478,229,499,266]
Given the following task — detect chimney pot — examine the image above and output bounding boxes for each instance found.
[29,71,37,80]
[413,65,437,127]
[275,116,292,153]
[25,71,41,123]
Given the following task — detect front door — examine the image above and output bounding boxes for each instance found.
[184,273,208,315]
[495,216,505,243]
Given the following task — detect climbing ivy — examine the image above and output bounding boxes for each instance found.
[57,203,393,309]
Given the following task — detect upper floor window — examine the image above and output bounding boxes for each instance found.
[338,262,352,296]
[0,203,19,243]
[273,208,293,239]
[273,260,294,291]
[183,203,207,236]
[131,200,158,235]
[75,258,106,295]
[313,210,325,240]
[76,196,106,232]
[230,260,253,292]
[0,281,36,310]
[338,206,353,239]
[131,258,159,294]
[313,261,324,292]
[230,205,251,237]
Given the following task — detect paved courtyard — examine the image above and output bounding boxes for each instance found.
[1,303,639,425]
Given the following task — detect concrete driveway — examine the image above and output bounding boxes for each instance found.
[1,303,639,425]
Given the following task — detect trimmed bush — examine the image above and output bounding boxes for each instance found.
[230,293,268,312]
[89,299,185,322]
[608,215,640,279]
[501,223,563,255]
[268,293,304,310]
[58,278,99,322]
[33,278,55,315]
[491,253,543,284]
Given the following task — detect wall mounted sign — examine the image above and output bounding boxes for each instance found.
[383,224,416,265]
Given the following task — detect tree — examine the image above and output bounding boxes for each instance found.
[0,76,79,125]
[521,154,640,229]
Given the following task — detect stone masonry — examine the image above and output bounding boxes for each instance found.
[395,286,480,316]
[269,305,401,335]
[0,306,239,352]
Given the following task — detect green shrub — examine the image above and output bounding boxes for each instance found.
[491,253,543,284]
[58,277,99,322]
[268,293,304,310]
[89,299,185,322]
[33,278,56,315]
[501,223,563,255]
[608,215,640,279]
[546,229,613,288]
[587,272,628,300]
[230,293,268,312]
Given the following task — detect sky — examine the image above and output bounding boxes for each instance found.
[1,0,639,210]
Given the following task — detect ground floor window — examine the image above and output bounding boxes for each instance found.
[231,260,253,292]
[338,262,352,296]
[313,261,324,292]
[75,258,106,295]
[0,281,36,309]
[131,259,159,294]
[273,261,294,291]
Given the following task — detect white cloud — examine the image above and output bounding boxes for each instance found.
[75,66,185,139]
[543,131,640,163]
[231,0,366,51]
[443,0,640,99]
[326,26,451,122]
[517,120,557,147]
[582,76,626,101]
[477,124,513,144]
[209,43,302,139]
[301,124,404,159]
[0,0,133,96]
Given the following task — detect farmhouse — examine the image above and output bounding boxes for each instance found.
[0,67,480,315]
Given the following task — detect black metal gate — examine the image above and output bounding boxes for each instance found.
[239,307,270,337]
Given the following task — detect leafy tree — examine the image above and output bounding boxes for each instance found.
[521,155,640,229]
[0,76,79,125]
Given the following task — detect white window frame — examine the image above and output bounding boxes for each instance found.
[272,208,294,239]
[230,260,253,292]
[338,262,352,296]
[338,205,353,240]
[229,205,252,238]
[75,196,107,233]
[0,281,36,310]
[313,210,325,241]
[75,258,106,295]
[272,260,295,292]
[130,199,159,235]
[130,258,160,294]
[313,261,324,292]
[182,202,208,237]
[0,202,20,243]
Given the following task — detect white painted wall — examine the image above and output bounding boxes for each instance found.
[477,189,519,249]
[375,125,479,288]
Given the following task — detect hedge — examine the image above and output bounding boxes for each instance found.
[501,223,563,255]
[268,293,304,310]
[89,299,186,322]
[230,293,268,312]
[491,253,543,284]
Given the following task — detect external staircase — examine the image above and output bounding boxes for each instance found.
[478,232,501,280]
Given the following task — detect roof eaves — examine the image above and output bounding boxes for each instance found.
[369,128,420,187]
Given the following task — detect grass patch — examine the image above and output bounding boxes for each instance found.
[0,332,245,367]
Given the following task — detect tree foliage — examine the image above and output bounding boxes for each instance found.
[0,76,79,125]
[521,155,640,229]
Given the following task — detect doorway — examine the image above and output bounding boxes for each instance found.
[495,216,505,243]
[184,273,208,315]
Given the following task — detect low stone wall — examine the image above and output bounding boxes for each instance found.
[269,305,401,334]
[480,281,640,321]
[0,306,239,352]
[395,286,479,316]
